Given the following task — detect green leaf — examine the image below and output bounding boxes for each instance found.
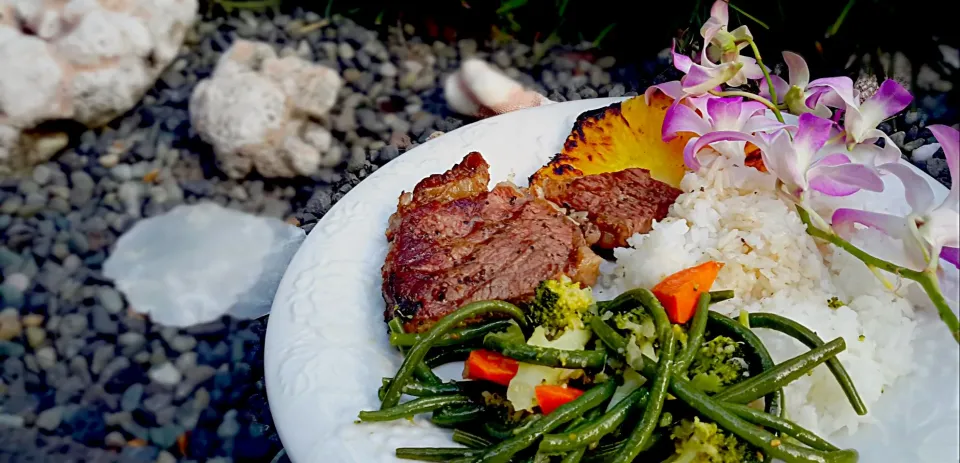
[557,0,570,17]
[592,23,616,48]
[729,3,770,30]
[497,0,529,15]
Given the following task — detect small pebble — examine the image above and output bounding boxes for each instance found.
[36,406,63,431]
[35,346,57,369]
[148,362,182,387]
[25,327,46,348]
[912,143,941,162]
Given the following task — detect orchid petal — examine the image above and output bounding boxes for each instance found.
[741,115,786,134]
[663,102,712,140]
[921,209,960,250]
[739,57,765,81]
[848,80,913,143]
[682,62,741,95]
[683,130,760,171]
[841,130,903,167]
[760,74,790,103]
[685,95,714,116]
[729,25,753,44]
[882,163,936,213]
[928,124,959,208]
[711,0,729,26]
[782,51,810,88]
[759,130,807,191]
[941,246,960,268]
[706,97,744,130]
[644,81,684,105]
[794,113,834,157]
[807,77,857,109]
[808,156,885,196]
[832,208,914,243]
[865,130,905,165]
[804,89,835,118]
[670,40,694,73]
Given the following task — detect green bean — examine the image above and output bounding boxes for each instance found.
[633,356,857,463]
[708,311,784,418]
[580,435,661,463]
[424,346,475,368]
[452,429,494,449]
[476,380,617,463]
[611,327,676,463]
[554,408,605,463]
[715,337,846,405]
[483,336,607,369]
[431,403,485,427]
[378,378,461,400]
[539,387,650,453]
[395,447,479,461]
[379,301,527,409]
[708,289,735,303]
[674,293,711,373]
[723,403,840,452]
[359,395,472,422]
[589,316,628,354]
[390,320,515,347]
[389,318,442,385]
[635,288,672,339]
[748,312,867,415]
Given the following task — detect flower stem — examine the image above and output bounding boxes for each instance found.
[796,206,960,343]
[709,90,780,114]
[916,271,960,344]
[747,40,785,123]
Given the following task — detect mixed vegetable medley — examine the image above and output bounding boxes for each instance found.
[359,263,868,463]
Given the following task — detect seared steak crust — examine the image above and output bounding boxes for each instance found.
[382,153,601,332]
[542,168,681,249]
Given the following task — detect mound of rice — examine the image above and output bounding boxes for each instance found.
[606,155,919,438]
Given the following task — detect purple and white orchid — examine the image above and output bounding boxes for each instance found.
[657,0,959,341]
[661,96,781,171]
[760,51,854,119]
[679,112,884,200]
[697,0,763,87]
[833,125,960,273]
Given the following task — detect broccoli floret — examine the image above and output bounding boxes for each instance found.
[609,308,658,369]
[482,390,528,425]
[671,417,762,463]
[827,296,845,309]
[527,276,593,339]
[688,335,748,393]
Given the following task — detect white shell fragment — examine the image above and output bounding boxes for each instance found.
[103,202,305,327]
[444,58,553,118]
[190,39,343,179]
[0,0,199,172]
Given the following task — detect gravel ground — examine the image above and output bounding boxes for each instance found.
[0,7,954,462]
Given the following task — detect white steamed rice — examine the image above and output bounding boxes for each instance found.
[603,154,920,438]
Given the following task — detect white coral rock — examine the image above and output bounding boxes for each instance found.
[444,58,553,118]
[0,0,199,172]
[189,39,343,179]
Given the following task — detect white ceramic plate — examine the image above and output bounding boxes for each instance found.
[265,98,960,463]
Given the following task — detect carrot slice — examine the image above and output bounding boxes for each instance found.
[652,261,724,324]
[535,385,585,415]
[463,349,519,386]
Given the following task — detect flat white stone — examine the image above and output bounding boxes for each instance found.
[104,202,305,327]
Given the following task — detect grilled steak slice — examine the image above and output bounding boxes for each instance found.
[541,168,681,249]
[383,153,601,333]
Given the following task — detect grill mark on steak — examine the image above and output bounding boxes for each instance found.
[382,153,601,333]
[540,168,681,249]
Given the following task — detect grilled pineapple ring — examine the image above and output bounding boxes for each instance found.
[530,92,693,190]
